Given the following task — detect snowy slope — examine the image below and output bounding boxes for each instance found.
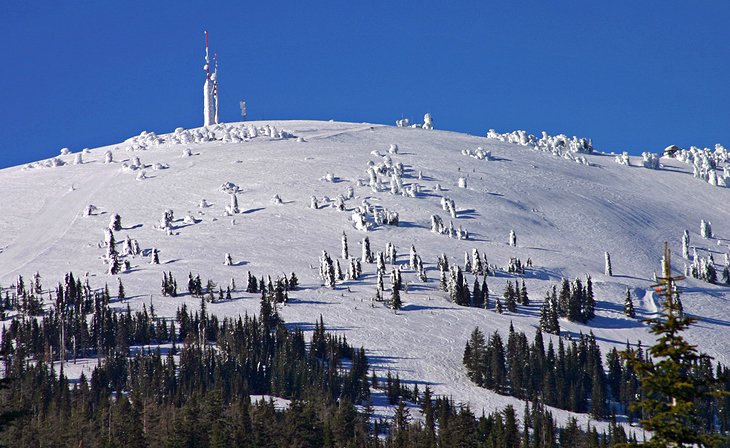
[1,120,729,430]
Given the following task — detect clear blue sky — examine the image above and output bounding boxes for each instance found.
[2,1,729,168]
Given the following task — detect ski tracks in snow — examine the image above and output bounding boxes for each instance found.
[0,168,119,278]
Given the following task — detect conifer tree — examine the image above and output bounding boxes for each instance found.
[504,281,517,312]
[390,286,402,311]
[342,231,349,259]
[623,244,724,447]
[605,252,613,276]
[495,296,503,314]
[624,288,636,318]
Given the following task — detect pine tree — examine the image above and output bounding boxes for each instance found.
[341,231,349,259]
[519,280,529,306]
[117,278,125,301]
[624,288,636,318]
[391,282,402,311]
[605,252,612,276]
[504,281,517,312]
[622,244,724,447]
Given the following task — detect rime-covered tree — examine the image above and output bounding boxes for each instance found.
[604,252,613,276]
[362,237,373,263]
[224,253,233,266]
[151,248,160,264]
[341,232,349,259]
[110,213,122,231]
[509,229,517,247]
[700,219,712,239]
[682,229,690,259]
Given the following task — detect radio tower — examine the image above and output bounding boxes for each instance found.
[213,52,219,125]
[203,31,216,127]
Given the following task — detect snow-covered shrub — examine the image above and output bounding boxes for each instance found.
[199,198,210,208]
[310,196,319,210]
[458,177,467,189]
[396,118,410,128]
[74,153,83,165]
[136,170,147,181]
[389,144,399,154]
[104,151,113,164]
[152,162,168,170]
[271,194,283,205]
[615,152,630,166]
[60,148,71,156]
[182,148,192,157]
[224,253,233,266]
[220,182,241,195]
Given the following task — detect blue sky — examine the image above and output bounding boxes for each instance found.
[1,1,729,168]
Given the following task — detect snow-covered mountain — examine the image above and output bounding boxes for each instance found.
[1,119,729,429]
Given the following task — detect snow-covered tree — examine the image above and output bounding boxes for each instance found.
[341,232,349,259]
[509,230,517,247]
[105,228,117,261]
[431,214,444,234]
[108,255,121,275]
[409,245,418,270]
[472,249,483,276]
[104,151,113,164]
[700,219,712,239]
[74,153,83,165]
[423,113,433,130]
[319,251,336,288]
[362,237,373,263]
[224,253,233,266]
[682,230,690,259]
[110,214,122,231]
[228,194,240,214]
[604,252,613,276]
[151,248,160,264]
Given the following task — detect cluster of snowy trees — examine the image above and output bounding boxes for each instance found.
[430,214,469,239]
[668,143,730,187]
[486,128,593,163]
[461,146,492,161]
[101,213,144,275]
[395,113,434,129]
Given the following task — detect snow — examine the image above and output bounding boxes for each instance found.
[0,119,729,434]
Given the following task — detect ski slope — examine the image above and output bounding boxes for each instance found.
[1,120,729,431]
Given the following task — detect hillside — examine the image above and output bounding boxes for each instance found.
[1,119,729,430]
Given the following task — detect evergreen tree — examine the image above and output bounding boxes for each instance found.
[605,252,613,276]
[624,288,636,318]
[623,244,724,447]
[504,281,517,312]
[390,284,402,311]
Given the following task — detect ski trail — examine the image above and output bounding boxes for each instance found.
[0,169,119,278]
[640,288,659,315]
